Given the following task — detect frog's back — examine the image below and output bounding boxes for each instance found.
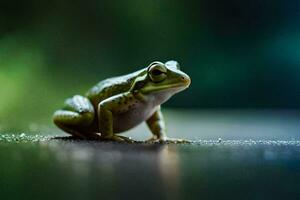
[85,69,144,106]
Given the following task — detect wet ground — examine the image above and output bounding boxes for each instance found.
[1,110,300,200]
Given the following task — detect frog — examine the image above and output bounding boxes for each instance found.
[53,60,191,143]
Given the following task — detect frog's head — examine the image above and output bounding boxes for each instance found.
[133,60,191,104]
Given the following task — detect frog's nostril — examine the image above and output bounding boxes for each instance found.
[182,75,191,87]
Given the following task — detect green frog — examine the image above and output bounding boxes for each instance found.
[53,61,191,143]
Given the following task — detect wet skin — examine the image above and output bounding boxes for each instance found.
[53,61,191,143]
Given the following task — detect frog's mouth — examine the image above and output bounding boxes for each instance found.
[141,82,189,94]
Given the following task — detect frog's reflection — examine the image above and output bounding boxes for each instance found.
[156,145,180,199]
[44,141,181,198]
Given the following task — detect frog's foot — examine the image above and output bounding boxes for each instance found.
[146,136,192,144]
[101,135,136,143]
[118,135,138,143]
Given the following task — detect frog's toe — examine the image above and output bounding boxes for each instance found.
[146,137,192,144]
[164,138,192,144]
[116,135,137,143]
[146,136,161,143]
[102,135,135,143]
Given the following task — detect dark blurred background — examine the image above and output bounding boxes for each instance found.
[1,0,300,130]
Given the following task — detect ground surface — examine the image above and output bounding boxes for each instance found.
[1,110,300,200]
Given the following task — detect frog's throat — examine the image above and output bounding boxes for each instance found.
[140,83,187,94]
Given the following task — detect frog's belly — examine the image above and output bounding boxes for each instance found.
[112,105,157,133]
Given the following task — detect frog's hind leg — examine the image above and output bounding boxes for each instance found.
[53,95,99,139]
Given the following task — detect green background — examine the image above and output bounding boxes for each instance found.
[1,0,300,130]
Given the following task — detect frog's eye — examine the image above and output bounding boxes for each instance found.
[148,63,167,83]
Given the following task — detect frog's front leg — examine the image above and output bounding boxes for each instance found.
[97,94,135,143]
[146,107,191,143]
[146,106,167,141]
